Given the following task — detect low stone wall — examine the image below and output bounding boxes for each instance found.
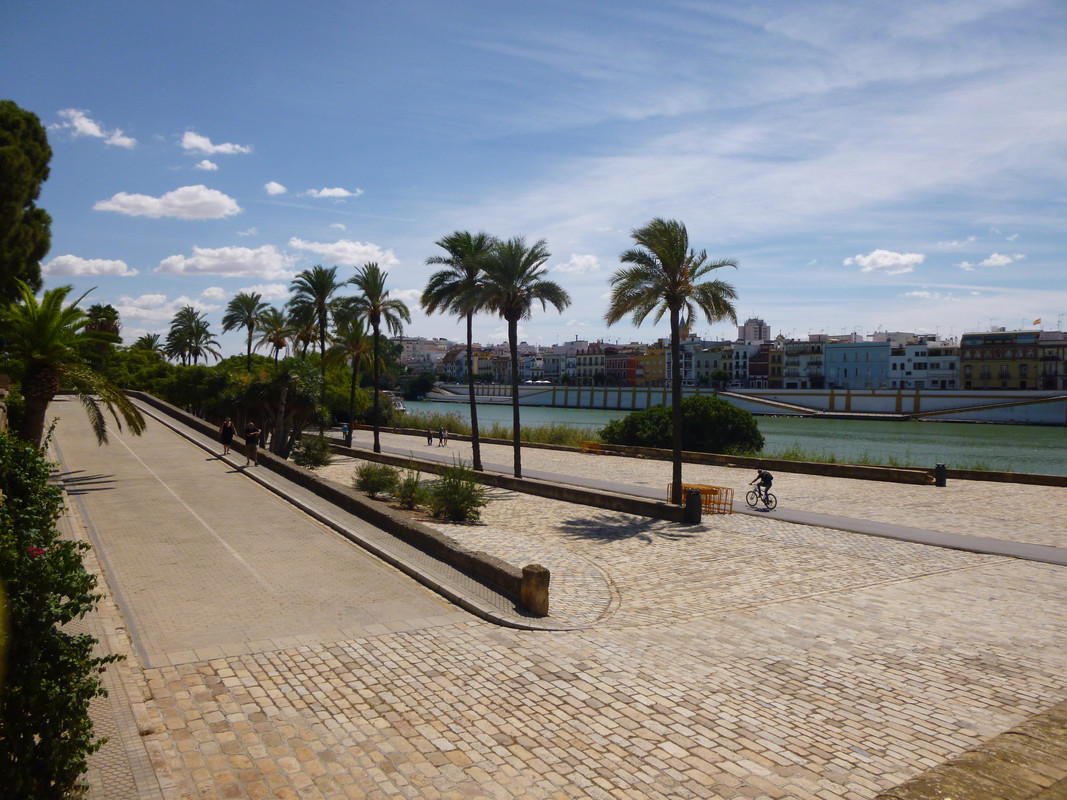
[330,441,688,523]
[127,393,541,615]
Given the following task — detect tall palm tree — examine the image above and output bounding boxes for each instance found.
[480,236,570,478]
[2,281,146,448]
[221,291,268,371]
[287,265,344,433]
[326,309,375,448]
[286,304,317,358]
[606,218,738,504]
[348,263,410,453]
[255,307,291,368]
[131,333,162,352]
[422,230,496,471]
[166,306,220,366]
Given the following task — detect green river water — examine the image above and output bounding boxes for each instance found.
[405,400,1067,476]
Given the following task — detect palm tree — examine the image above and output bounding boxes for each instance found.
[166,306,220,366]
[480,236,570,478]
[286,305,317,358]
[287,265,344,432]
[131,333,162,352]
[422,230,496,471]
[606,218,738,504]
[2,281,146,448]
[221,291,268,371]
[326,309,374,448]
[348,263,410,453]
[255,307,291,368]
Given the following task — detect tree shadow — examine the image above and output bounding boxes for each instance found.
[52,469,117,495]
[558,512,699,544]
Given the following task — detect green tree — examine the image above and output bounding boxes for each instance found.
[1,281,146,448]
[422,230,496,471]
[326,309,374,447]
[348,263,410,453]
[605,218,738,504]
[131,332,162,352]
[599,395,763,454]
[221,291,269,371]
[255,306,291,368]
[287,265,344,432]
[480,236,570,478]
[0,100,52,302]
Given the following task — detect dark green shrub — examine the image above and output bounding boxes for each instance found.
[354,462,399,498]
[292,434,333,468]
[0,430,120,798]
[394,462,426,510]
[599,395,764,455]
[427,458,489,523]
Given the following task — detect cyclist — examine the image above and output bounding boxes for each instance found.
[749,467,773,502]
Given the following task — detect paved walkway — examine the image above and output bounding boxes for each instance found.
[48,403,1067,799]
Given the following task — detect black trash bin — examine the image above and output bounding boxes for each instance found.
[684,488,702,523]
[934,463,947,487]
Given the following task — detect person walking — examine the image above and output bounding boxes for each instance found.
[218,417,237,456]
[427,428,433,446]
[438,426,445,447]
[244,420,261,466]
[442,427,448,446]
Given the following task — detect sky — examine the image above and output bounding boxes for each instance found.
[3,0,1066,357]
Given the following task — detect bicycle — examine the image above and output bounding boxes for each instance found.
[745,484,777,510]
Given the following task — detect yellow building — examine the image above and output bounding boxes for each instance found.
[635,345,668,387]
[960,331,1041,390]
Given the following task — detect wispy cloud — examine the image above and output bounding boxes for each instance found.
[552,254,600,274]
[959,252,1025,270]
[195,159,218,171]
[181,131,252,155]
[288,237,398,267]
[303,187,364,200]
[265,181,287,195]
[94,185,241,219]
[114,289,222,322]
[52,109,135,148]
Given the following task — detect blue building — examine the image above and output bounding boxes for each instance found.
[824,341,891,389]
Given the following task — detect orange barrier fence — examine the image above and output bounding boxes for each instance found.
[665,484,734,515]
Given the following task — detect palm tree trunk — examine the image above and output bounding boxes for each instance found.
[508,316,522,478]
[371,325,381,453]
[246,324,254,371]
[346,361,358,448]
[19,366,59,449]
[670,306,683,504]
[465,311,482,471]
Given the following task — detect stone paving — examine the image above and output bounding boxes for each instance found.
[51,410,1067,799]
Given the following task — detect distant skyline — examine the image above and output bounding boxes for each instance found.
[3,1,1065,357]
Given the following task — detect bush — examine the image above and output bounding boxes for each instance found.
[0,430,120,798]
[427,458,490,523]
[599,395,764,455]
[292,434,333,468]
[354,462,399,498]
[394,462,426,510]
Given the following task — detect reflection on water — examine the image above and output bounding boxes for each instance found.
[405,400,1067,476]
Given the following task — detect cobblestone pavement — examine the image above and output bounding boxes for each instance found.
[56,413,1067,799]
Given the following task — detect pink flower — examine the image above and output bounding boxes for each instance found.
[27,546,46,558]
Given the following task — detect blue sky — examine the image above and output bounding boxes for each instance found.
[4,0,1065,356]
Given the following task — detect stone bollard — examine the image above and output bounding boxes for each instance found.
[684,488,703,523]
[934,463,947,487]
[521,563,550,617]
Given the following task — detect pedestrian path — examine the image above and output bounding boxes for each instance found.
[341,432,1067,568]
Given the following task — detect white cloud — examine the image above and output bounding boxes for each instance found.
[936,236,976,248]
[1006,234,1019,241]
[265,181,287,195]
[393,288,422,305]
[42,254,138,277]
[195,159,218,171]
[237,227,258,237]
[52,109,136,148]
[199,286,227,302]
[553,254,600,274]
[330,223,346,231]
[94,185,241,219]
[288,237,399,268]
[303,187,364,199]
[157,245,297,279]
[238,283,290,301]
[114,293,220,322]
[959,252,1025,270]
[844,249,924,275]
[181,131,252,155]
[903,290,959,302]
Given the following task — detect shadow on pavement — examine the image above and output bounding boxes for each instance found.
[559,512,699,543]
[52,470,117,495]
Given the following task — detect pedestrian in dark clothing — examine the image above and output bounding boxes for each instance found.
[244,420,261,466]
[219,417,236,456]
[427,428,433,445]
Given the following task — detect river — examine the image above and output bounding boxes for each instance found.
[404,400,1067,476]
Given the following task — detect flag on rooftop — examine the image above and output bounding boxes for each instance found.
[1033,318,1042,325]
